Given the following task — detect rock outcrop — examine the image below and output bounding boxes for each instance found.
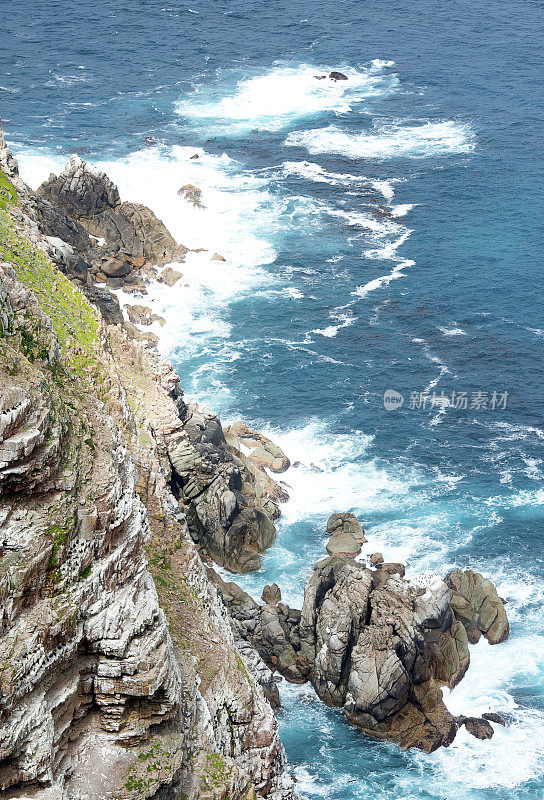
[445,567,509,644]
[168,405,288,572]
[37,155,186,268]
[212,516,508,753]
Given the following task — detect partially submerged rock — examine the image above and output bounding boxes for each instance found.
[213,517,508,753]
[159,265,183,286]
[167,405,289,572]
[125,303,165,326]
[457,716,494,740]
[178,183,204,207]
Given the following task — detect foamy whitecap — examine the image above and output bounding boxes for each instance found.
[281,160,369,187]
[176,62,399,133]
[285,120,475,159]
[438,325,468,336]
[353,258,415,299]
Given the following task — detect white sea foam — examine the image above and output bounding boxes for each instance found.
[370,178,397,201]
[313,307,357,338]
[438,324,468,336]
[390,202,415,217]
[353,258,415,298]
[281,160,369,187]
[286,120,475,160]
[176,62,398,133]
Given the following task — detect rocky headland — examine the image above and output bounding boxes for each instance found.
[0,119,510,799]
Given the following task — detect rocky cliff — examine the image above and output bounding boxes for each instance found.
[0,116,511,797]
[0,126,294,800]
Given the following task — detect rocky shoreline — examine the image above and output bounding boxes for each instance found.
[0,122,510,798]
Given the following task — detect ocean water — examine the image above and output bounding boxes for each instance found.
[2,1,544,797]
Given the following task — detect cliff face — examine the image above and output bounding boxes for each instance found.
[0,135,294,800]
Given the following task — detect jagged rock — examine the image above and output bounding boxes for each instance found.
[38,154,120,217]
[225,421,290,473]
[125,303,165,326]
[178,183,203,207]
[482,711,509,725]
[165,405,288,572]
[211,252,227,262]
[209,570,309,684]
[445,568,509,644]
[36,155,187,267]
[262,583,282,605]
[159,265,183,286]
[458,716,494,740]
[329,71,348,80]
[81,284,123,324]
[101,253,132,278]
[370,552,384,566]
[0,177,295,799]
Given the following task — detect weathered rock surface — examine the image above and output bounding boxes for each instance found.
[445,568,509,644]
[37,156,187,267]
[0,147,295,800]
[158,265,183,286]
[325,512,366,557]
[178,183,204,207]
[213,523,508,753]
[0,129,187,329]
[262,583,282,605]
[125,303,165,327]
[225,422,291,473]
[164,406,289,573]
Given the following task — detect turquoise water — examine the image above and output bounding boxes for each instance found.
[2,1,544,796]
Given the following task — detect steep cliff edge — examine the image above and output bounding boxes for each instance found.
[0,143,294,799]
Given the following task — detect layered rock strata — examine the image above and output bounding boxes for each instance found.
[0,147,294,800]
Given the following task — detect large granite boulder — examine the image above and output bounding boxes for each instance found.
[298,560,468,751]
[445,568,509,644]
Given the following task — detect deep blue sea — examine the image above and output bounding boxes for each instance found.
[2,1,544,797]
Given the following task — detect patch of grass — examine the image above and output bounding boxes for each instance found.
[0,209,101,384]
[0,171,16,211]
